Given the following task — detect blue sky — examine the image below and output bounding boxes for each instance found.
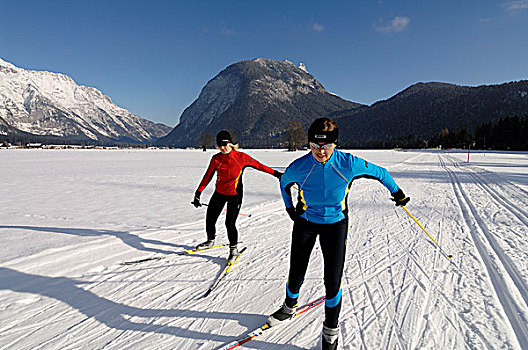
[1,0,527,126]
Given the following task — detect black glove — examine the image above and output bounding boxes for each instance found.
[191,191,202,208]
[286,207,297,221]
[391,189,410,207]
[273,170,283,180]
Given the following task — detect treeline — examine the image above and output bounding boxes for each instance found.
[1,132,157,148]
[430,115,528,150]
[473,115,528,150]
[341,115,528,150]
[5,115,528,151]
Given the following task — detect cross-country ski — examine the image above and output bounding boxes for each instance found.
[121,244,231,265]
[220,295,326,349]
[202,247,247,298]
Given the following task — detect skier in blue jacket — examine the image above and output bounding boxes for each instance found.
[267,118,409,350]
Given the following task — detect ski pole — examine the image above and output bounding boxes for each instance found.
[402,206,453,259]
[197,203,252,217]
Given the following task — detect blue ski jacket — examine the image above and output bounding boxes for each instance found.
[280,149,400,224]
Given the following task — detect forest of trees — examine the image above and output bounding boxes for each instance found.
[428,115,528,150]
[473,115,528,150]
[6,115,527,151]
[342,115,528,151]
[194,116,527,151]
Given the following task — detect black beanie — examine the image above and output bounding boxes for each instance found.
[308,118,338,144]
[216,130,232,145]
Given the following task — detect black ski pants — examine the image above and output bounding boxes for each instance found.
[206,191,242,246]
[285,217,348,328]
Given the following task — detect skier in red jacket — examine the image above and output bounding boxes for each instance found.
[192,130,282,262]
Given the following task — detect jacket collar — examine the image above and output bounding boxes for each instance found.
[218,149,236,157]
[310,148,337,167]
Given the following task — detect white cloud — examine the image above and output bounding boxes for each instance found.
[312,23,325,32]
[220,26,236,36]
[504,0,528,12]
[375,16,410,33]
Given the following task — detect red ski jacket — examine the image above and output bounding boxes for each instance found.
[197,150,275,196]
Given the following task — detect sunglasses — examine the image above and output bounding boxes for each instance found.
[310,142,334,150]
[218,141,230,147]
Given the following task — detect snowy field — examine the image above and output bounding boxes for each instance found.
[1,148,527,349]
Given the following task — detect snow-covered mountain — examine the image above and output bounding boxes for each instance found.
[0,58,171,144]
[156,58,364,148]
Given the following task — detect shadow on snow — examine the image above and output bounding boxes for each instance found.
[0,225,183,255]
[0,267,301,348]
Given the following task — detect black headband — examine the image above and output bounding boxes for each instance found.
[308,129,338,144]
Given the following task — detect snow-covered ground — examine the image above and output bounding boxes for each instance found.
[1,148,527,349]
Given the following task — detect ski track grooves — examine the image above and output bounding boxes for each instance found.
[379,230,407,349]
[439,154,528,349]
[446,155,528,227]
[4,152,528,349]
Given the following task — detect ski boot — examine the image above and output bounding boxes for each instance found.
[322,323,339,350]
[195,239,214,250]
[227,245,239,264]
[266,302,296,327]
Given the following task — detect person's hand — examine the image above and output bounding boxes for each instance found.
[391,189,410,207]
[273,170,283,180]
[286,207,297,221]
[191,191,202,208]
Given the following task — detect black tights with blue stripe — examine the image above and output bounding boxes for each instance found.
[284,217,347,328]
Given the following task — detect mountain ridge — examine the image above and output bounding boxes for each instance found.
[2,57,526,148]
[158,58,527,148]
[0,58,171,144]
[334,79,528,146]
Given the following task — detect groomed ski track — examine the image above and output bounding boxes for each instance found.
[1,149,527,349]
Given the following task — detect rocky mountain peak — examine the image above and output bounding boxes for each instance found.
[157,58,364,148]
